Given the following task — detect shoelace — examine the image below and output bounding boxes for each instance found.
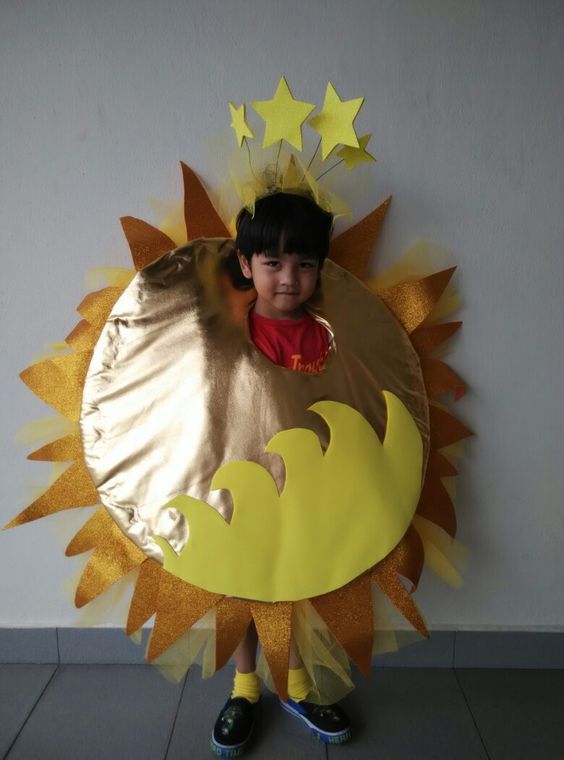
[220,704,246,728]
[311,705,343,723]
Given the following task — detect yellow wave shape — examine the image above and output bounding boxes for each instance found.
[155,392,423,602]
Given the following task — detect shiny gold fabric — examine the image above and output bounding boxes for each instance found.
[80,238,429,561]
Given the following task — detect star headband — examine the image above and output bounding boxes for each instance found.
[228,77,376,217]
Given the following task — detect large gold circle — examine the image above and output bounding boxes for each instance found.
[80,239,429,562]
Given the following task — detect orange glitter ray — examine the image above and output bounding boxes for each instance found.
[372,568,428,637]
[251,601,293,700]
[311,574,374,676]
[66,509,146,607]
[420,356,466,400]
[120,216,177,271]
[4,460,99,529]
[376,268,456,333]
[417,476,456,537]
[215,598,253,670]
[77,287,125,330]
[28,433,82,462]
[378,525,425,591]
[20,352,91,421]
[410,321,462,354]
[147,572,223,661]
[428,449,458,478]
[126,559,161,635]
[328,197,391,280]
[65,320,100,351]
[429,405,472,449]
[181,163,231,240]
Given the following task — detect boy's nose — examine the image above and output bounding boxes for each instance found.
[280,266,299,285]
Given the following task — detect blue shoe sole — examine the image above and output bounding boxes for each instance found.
[209,739,245,758]
[280,699,351,744]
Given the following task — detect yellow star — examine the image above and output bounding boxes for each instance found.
[229,102,254,147]
[336,134,376,170]
[308,82,364,160]
[251,77,315,152]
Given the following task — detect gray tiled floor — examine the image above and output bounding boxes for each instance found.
[2,665,563,759]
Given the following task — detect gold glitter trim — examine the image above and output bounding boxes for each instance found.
[181,162,230,239]
[311,573,374,676]
[328,197,391,280]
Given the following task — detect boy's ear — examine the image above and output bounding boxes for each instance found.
[236,250,253,279]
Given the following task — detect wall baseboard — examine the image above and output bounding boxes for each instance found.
[1,628,563,668]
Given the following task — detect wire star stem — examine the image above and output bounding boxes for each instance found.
[316,158,345,181]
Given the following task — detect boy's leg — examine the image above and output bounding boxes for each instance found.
[210,623,259,757]
[283,635,351,745]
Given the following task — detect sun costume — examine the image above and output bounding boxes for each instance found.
[7,78,470,704]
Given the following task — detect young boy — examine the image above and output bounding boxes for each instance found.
[211,192,351,757]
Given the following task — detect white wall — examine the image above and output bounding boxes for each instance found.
[1,0,562,628]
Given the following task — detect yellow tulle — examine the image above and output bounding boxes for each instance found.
[414,515,469,589]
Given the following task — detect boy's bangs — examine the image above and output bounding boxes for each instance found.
[236,193,333,260]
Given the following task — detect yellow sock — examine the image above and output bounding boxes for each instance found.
[231,670,261,704]
[287,667,311,702]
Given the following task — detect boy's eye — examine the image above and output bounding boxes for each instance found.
[300,261,317,269]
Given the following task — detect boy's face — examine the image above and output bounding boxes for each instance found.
[237,251,320,320]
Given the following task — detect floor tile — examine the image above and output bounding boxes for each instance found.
[6,665,184,760]
[328,668,487,759]
[455,631,564,669]
[166,665,326,760]
[0,664,57,758]
[457,669,564,760]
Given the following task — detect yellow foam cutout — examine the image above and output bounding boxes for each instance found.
[155,393,423,602]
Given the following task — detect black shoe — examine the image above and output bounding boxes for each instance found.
[210,697,257,757]
[280,698,351,744]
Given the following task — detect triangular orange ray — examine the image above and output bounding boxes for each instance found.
[4,461,99,529]
[311,574,373,676]
[328,197,391,280]
[120,216,177,271]
[428,450,458,477]
[377,525,425,591]
[77,287,124,330]
[215,598,253,671]
[66,510,146,607]
[420,356,466,399]
[28,433,82,462]
[410,321,462,354]
[126,559,161,635]
[147,572,222,661]
[20,351,91,420]
[181,162,230,240]
[429,405,472,448]
[65,320,100,351]
[417,475,457,537]
[372,568,428,637]
[65,507,114,555]
[377,268,456,333]
[27,352,90,410]
[251,601,292,700]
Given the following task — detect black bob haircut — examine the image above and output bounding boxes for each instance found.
[236,192,333,262]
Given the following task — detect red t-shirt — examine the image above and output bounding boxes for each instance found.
[249,311,329,374]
